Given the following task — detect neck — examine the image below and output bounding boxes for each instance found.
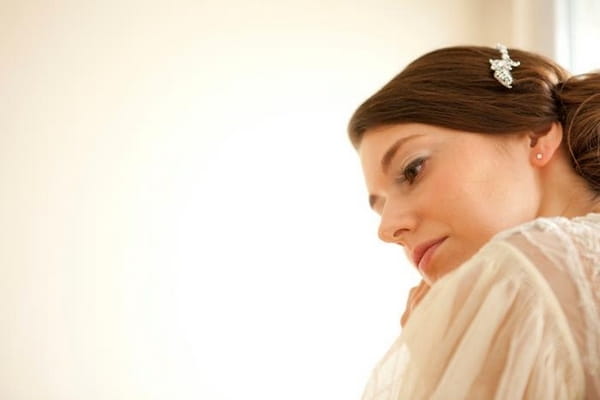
[537,151,600,218]
[538,147,600,218]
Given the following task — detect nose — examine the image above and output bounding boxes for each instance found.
[377,201,416,244]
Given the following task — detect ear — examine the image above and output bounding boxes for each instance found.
[528,122,563,166]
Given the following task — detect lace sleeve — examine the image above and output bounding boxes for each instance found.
[361,240,585,400]
[493,215,600,397]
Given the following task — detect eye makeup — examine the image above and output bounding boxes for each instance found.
[395,156,427,185]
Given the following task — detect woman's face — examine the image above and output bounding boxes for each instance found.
[359,123,540,284]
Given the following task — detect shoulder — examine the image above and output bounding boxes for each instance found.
[387,219,589,399]
[476,213,600,282]
[421,213,600,331]
[433,212,600,296]
[489,212,600,256]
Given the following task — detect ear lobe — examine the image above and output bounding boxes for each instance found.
[529,122,563,165]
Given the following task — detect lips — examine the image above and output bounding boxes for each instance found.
[411,237,447,272]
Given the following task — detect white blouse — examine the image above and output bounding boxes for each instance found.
[361,213,600,400]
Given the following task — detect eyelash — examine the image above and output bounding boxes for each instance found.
[396,157,426,185]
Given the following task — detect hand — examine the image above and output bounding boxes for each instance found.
[400,279,430,327]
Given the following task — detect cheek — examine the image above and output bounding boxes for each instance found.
[421,162,476,214]
[447,159,535,236]
[421,156,507,233]
[417,149,536,231]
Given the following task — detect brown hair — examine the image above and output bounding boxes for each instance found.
[348,45,600,194]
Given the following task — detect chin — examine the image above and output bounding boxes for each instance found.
[424,254,466,284]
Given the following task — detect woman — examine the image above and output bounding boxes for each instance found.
[349,45,600,399]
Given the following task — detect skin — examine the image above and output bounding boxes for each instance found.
[358,122,600,322]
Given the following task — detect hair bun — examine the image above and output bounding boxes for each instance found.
[557,73,600,193]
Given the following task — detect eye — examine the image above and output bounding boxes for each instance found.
[396,157,426,185]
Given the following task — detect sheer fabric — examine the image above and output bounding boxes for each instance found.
[361,213,600,400]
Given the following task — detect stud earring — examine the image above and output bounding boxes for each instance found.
[536,153,543,160]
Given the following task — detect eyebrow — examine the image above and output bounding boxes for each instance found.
[380,134,424,174]
[369,134,424,210]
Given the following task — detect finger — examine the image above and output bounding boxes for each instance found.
[401,281,424,326]
[401,281,430,327]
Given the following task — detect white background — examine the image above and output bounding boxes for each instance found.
[0,1,591,399]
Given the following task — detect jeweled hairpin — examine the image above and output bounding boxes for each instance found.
[489,43,520,88]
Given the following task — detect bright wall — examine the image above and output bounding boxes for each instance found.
[0,1,547,399]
